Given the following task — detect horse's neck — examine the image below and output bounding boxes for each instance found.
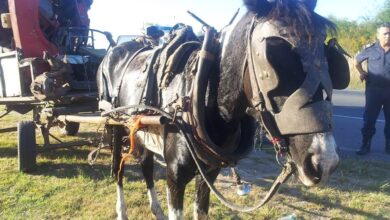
[217,13,254,122]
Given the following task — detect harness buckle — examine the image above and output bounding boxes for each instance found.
[271,137,289,166]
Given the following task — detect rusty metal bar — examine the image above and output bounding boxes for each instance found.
[57,115,122,125]
[57,115,168,126]
[138,115,169,125]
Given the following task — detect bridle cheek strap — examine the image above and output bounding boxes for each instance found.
[245,16,288,154]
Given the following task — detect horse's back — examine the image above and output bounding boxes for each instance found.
[97,41,153,107]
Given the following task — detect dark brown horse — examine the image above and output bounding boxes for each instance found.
[97,0,344,219]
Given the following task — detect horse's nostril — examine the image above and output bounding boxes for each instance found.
[303,153,322,184]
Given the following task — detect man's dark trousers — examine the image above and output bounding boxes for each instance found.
[362,86,390,142]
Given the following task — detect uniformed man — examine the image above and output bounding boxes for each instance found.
[355,22,390,155]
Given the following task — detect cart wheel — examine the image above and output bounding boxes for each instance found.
[61,122,80,136]
[17,121,37,173]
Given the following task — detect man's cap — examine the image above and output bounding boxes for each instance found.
[146,26,164,38]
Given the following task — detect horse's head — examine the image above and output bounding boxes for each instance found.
[244,0,339,186]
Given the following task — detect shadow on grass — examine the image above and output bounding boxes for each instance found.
[281,190,388,220]
[38,147,102,160]
[36,131,102,144]
[2,132,167,182]
[33,162,111,179]
[29,160,153,182]
[0,130,100,159]
[26,146,167,183]
[68,131,103,140]
[0,146,17,158]
[216,156,390,219]
[274,165,390,219]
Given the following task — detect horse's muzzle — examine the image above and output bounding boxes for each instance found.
[296,132,339,187]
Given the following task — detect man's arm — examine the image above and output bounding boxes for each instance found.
[355,59,368,82]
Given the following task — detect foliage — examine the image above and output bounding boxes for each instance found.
[375,0,390,24]
[330,16,377,55]
[325,0,390,55]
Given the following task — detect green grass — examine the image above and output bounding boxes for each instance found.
[1,108,390,219]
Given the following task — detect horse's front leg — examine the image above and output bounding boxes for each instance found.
[165,151,196,219]
[112,126,128,220]
[166,176,186,220]
[116,177,127,220]
[141,149,166,220]
[193,168,220,220]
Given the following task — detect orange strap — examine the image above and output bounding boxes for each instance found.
[129,115,143,155]
[117,116,144,181]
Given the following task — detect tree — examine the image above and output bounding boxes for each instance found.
[321,0,390,55]
[375,0,390,23]
[329,17,376,55]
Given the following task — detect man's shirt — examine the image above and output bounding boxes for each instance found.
[356,42,390,87]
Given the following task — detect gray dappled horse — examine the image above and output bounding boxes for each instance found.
[97,0,347,219]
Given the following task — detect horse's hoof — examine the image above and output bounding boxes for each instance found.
[236,183,251,196]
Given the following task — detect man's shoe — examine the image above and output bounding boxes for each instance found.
[356,137,372,155]
[356,148,370,155]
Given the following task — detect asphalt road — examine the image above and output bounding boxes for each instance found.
[333,89,389,160]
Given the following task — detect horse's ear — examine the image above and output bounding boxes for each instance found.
[243,0,272,15]
[299,0,317,11]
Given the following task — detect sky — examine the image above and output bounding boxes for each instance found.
[316,0,385,20]
[88,0,386,42]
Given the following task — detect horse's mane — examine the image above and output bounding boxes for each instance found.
[243,0,336,37]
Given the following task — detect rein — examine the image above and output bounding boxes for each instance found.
[103,104,296,212]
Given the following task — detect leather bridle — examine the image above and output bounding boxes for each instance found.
[245,16,290,158]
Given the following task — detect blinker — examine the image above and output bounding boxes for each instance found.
[248,19,333,135]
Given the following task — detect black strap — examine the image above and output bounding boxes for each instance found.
[142,48,162,106]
